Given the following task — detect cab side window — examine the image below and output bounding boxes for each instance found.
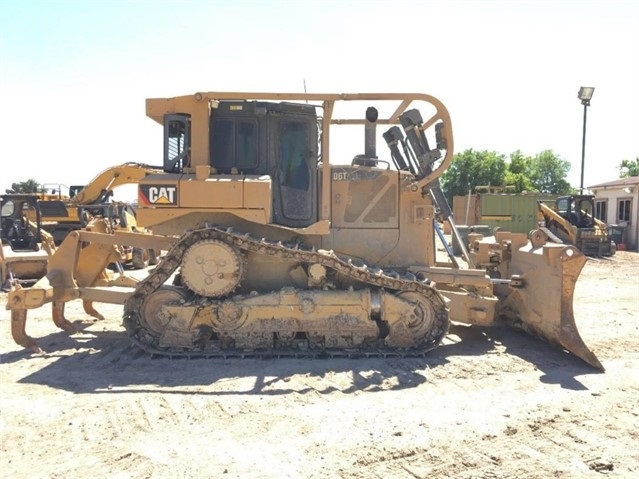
[211,119,258,173]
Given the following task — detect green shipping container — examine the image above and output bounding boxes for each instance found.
[479,194,558,234]
[452,193,560,234]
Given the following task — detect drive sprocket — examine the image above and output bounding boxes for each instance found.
[180,239,244,297]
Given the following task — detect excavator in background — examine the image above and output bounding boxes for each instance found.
[5,91,603,370]
[538,194,616,257]
[33,163,160,242]
[32,163,163,268]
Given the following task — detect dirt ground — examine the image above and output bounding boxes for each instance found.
[1,251,638,479]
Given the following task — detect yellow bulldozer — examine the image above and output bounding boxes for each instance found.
[5,91,602,370]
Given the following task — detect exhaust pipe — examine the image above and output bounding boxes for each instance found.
[364,106,378,160]
[353,107,379,167]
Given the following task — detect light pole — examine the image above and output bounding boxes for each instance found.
[578,86,595,194]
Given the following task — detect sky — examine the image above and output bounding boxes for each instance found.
[1,0,637,200]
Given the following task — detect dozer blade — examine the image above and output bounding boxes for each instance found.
[497,242,603,370]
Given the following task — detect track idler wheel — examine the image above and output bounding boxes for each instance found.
[382,291,449,349]
[139,285,189,337]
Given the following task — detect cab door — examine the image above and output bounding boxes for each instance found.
[270,114,318,228]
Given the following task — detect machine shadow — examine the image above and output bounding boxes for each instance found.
[3,320,598,395]
[442,323,601,390]
[5,320,444,395]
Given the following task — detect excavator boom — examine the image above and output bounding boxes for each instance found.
[72,162,163,204]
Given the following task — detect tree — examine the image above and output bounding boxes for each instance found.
[504,150,535,192]
[6,179,40,194]
[618,157,639,178]
[523,150,571,194]
[440,149,507,203]
[441,148,573,202]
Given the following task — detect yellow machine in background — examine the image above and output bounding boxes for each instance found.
[5,91,602,370]
[1,195,53,290]
[32,163,160,242]
[538,195,615,257]
[29,163,163,267]
[0,194,132,331]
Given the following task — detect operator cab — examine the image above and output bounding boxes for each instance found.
[163,101,319,228]
[0,195,43,251]
[557,195,595,228]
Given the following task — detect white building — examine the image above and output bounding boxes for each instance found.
[589,176,639,251]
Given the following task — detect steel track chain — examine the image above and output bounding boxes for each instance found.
[123,225,450,358]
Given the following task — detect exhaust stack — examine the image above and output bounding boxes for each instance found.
[364,106,378,160]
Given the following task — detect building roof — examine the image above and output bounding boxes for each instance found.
[589,176,639,188]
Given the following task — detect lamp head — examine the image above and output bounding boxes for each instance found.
[578,86,595,105]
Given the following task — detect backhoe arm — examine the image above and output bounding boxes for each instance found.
[73,162,162,204]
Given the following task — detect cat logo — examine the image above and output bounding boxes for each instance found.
[139,185,178,206]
